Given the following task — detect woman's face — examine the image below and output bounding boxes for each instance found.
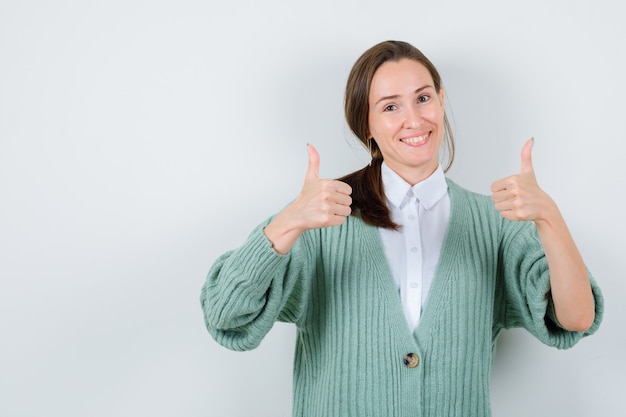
[368,58,445,185]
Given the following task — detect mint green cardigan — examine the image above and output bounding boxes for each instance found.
[201,179,603,417]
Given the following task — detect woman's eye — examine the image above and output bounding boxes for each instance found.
[383,104,397,111]
[418,95,430,103]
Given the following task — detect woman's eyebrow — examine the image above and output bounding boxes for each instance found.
[374,85,434,105]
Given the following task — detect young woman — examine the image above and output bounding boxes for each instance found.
[200,40,603,417]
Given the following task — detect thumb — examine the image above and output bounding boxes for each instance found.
[520,137,534,174]
[305,143,320,182]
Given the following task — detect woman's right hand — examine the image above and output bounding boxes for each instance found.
[263,144,353,254]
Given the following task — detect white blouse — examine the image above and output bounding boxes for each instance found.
[378,162,450,332]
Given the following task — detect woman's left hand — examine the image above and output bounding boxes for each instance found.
[490,138,556,223]
[491,138,596,331]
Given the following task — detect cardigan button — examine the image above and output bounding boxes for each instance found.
[403,353,419,368]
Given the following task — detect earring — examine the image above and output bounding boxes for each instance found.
[367,138,373,166]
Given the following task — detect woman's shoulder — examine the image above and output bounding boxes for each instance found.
[445,178,537,241]
[445,178,493,206]
[445,178,511,232]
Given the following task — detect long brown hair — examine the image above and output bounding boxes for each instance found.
[338,40,455,229]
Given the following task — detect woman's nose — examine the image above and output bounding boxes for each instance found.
[404,107,422,128]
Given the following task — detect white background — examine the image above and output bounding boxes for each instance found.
[1,0,624,416]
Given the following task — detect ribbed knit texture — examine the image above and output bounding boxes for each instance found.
[201,179,603,417]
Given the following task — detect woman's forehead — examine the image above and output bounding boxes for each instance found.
[370,59,435,100]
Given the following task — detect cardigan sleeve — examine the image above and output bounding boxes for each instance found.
[200,219,316,352]
[498,220,603,349]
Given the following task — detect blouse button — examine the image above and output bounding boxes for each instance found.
[403,353,419,368]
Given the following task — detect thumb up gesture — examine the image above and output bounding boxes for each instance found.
[263,144,352,254]
[294,144,353,228]
[491,138,554,222]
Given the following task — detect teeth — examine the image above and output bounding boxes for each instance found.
[402,134,428,144]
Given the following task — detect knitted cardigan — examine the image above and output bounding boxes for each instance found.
[201,179,603,417]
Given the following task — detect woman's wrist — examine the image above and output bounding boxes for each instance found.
[263,206,306,254]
